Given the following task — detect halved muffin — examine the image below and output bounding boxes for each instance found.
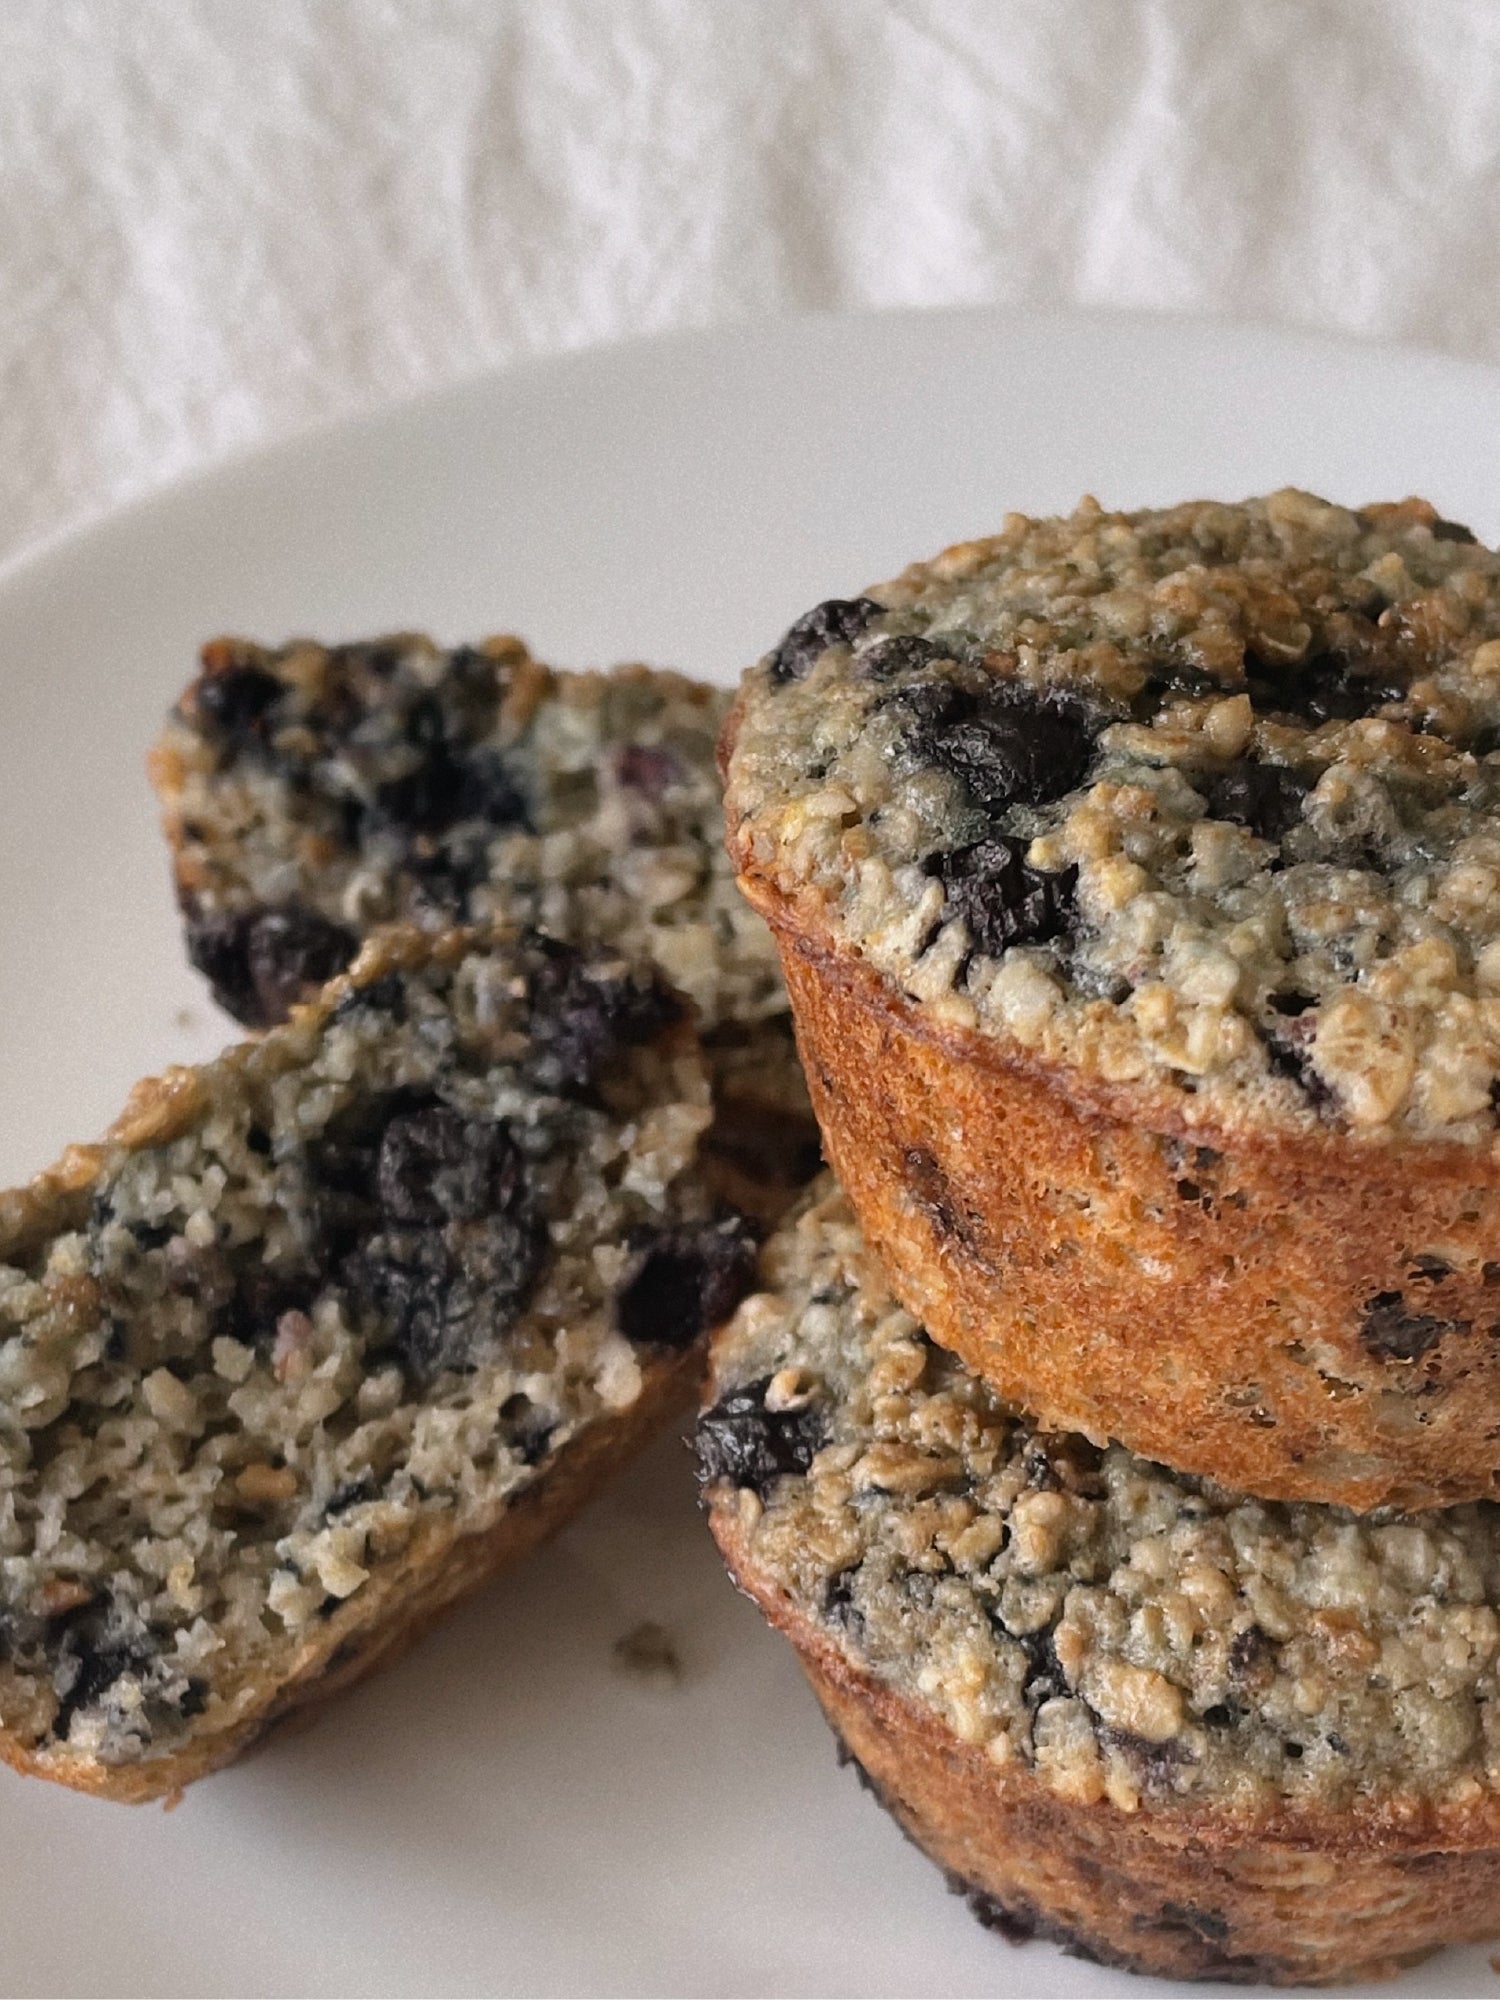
[0,928,758,1800]
[152,633,785,1034]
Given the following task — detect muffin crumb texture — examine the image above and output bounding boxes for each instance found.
[727,493,1500,1140]
[0,932,757,1779]
[153,634,785,1034]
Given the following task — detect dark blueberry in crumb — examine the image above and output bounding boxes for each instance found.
[1360,1290,1465,1362]
[935,836,1079,957]
[178,1677,209,1720]
[1267,989,1316,1017]
[50,1637,146,1741]
[766,597,885,684]
[1202,761,1309,843]
[453,748,529,829]
[854,634,953,681]
[376,1104,525,1226]
[499,1394,556,1466]
[614,742,681,797]
[821,1569,865,1640]
[194,664,284,747]
[696,1375,826,1499]
[616,1217,759,1349]
[1248,649,1405,725]
[184,902,358,1029]
[225,1265,320,1354]
[1433,516,1478,543]
[882,676,967,732]
[1005,1620,1069,1708]
[1227,1624,1276,1684]
[1138,662,1223,705]
[182,905,269,1024]
[246,907,359,1022]
[334,972,408,1024]
[369,751,465,837]
[1261,1029,1334,1111]
[362,694,528,840]
[901,677,1097,815]
[325,1476,378,1516]
[1328,1730,1350,1754]
[1097,1726,1189,1789]
[348,1100,548,1382]
[524,939,683,1095]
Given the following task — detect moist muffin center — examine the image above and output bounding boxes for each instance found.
[0,935,756,1768]
[727,491,1500,1139]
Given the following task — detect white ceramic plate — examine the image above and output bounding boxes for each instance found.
[0,311,1496,1998]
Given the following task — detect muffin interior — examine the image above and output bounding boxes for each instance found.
[154,634,785,1032]
[0,935,757,1768]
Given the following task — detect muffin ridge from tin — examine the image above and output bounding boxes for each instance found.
[723,492,1500,1509]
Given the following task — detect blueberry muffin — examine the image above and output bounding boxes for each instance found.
[702,1179,1500,1986]
[0,928,759,1801]
[724,493,1500,1510]
[152,631,813,1219]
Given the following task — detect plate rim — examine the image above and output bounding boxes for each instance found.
[8,302,1500,598]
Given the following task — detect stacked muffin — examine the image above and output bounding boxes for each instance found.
[708,492,1500,1984]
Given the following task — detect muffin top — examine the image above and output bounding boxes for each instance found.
[725,491,1500,1142]
[703,1180,1500,1820]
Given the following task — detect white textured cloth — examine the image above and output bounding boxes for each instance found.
[4,0,1500,567]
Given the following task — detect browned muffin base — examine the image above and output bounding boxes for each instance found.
[744,869,1500,1513]
[712,1508,1500,1987]
[12,1344,699,1804]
